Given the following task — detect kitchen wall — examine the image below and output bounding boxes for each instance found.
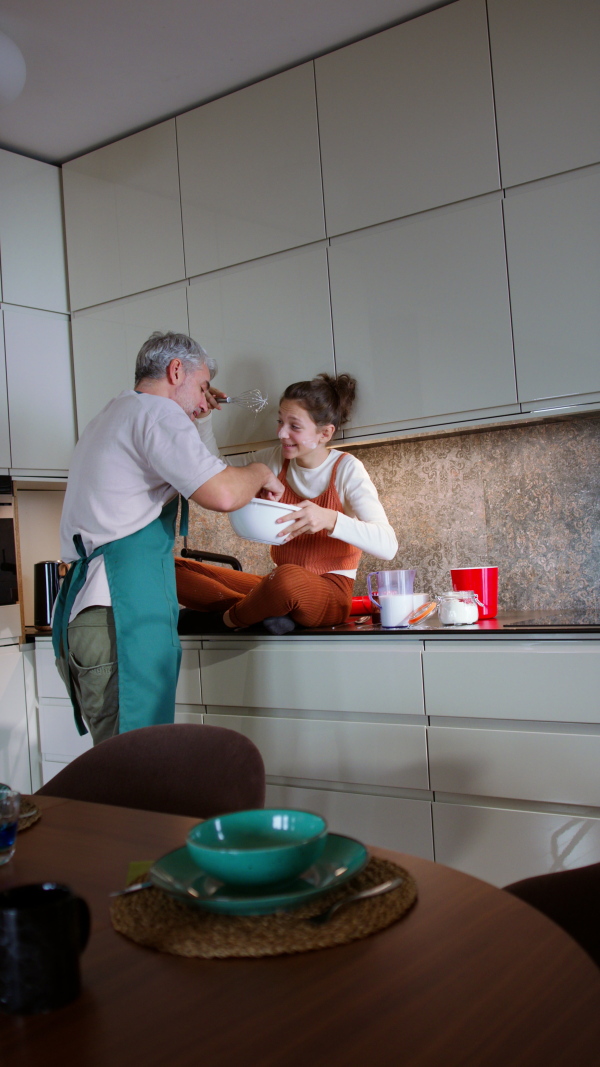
[179,411,600,613]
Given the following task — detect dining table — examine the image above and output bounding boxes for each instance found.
[1,794,599,1067]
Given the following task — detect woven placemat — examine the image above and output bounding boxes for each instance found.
[110,855,417,958]
[18,796,41,832]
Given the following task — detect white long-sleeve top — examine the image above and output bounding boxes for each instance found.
[196,415,398,578]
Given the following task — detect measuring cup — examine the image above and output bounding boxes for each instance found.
[367,569,416,628]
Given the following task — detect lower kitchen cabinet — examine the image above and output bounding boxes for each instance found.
[0,646,32,793]
[432,800,600,887]
[266,783,434,859]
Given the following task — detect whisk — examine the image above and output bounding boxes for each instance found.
[219,388,268,414]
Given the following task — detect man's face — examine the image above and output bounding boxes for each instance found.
[172,363,211,421]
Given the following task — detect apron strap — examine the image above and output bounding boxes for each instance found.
[179,496,189,538]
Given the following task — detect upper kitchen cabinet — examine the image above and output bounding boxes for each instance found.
[328,195,517,435]
[177,64,325,277]
[62,121,185,310]
[187,244,334,449]
[503,167,600,406]
[0,317,10,468]
[314,0,499,237]
[0,150,68,314]
[488,0,600,189]
[71,284,189,434]
[3,306,76,472]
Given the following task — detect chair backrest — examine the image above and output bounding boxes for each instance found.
[36,724,265,818]
[504,862,600,968]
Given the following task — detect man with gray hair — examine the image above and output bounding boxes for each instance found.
[53,331,283,744]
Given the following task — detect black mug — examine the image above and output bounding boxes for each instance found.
[0,883,91,1014]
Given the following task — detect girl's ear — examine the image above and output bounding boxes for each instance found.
[319,423,336,445]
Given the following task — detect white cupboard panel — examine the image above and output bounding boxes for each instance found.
[175,650,201,705]
[266,783,433,859]
[205,714,429,790]
[433,801,600,887]
[0,315,10,466]
[329,198,516,431]
[0,648,30,793]
[488,0,600,188]
[3,308,76,470]
[200,640,424,716]
[315,0,499,236]
[187,245,334,448]
[428,725,600,807]
[35,647,69,700]
[71,284,189,433]
[178,64,325,277]
[62,121,185,310]
[0,150,68,313]
[424,641,600,724]
[504,168,600,403]
[38,700,93,761]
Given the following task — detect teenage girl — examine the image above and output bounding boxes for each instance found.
[175,373,398,634]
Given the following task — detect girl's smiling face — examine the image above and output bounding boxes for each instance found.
[277,400,334,467]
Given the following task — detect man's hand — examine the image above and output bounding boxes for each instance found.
[275,499,338,539]
[196,387,227,417]
[257,471,285,502]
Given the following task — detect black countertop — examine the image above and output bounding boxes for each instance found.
[176,608,600,637]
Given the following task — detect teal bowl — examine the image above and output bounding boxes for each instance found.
[186,809,328,887]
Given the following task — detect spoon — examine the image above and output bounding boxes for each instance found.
[307,876,404,924]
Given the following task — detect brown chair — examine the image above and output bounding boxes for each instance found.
[36,723,265,819]
[504,862,600,968]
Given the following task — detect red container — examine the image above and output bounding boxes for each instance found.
[450,567,498,620]
[351,595,375,615]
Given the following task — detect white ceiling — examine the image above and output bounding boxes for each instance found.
[0,0,452,165]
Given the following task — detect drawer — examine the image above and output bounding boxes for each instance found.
[423,641,600,723]
[428,724,600,807]
[175,650,201,705]
[35,647,69,699]
[205,713,429,790]
[200,640,424,715]
[432,801,600,888]
[38,700,93,760]
[266,783,433,859]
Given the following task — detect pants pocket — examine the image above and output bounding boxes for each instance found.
[68,652,119,742]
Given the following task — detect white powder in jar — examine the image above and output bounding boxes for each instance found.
[438,594,479,625]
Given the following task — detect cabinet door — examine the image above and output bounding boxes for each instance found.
[266,783,433,859]
[315,0,499,236]
[62,121,185,310]
[38,700,93,761]
[488,0,600,188]
[3,307,76,471]
[432,801,600,887]
[0,648,30,793]
[71,284,189,434]
[0,313,10,467]
[504,168,600,404]
[0,150,68,313]
[178,63,325,277]
[200,639,424,716]
[424,641,600,724]
[187,244,334,449]
[328,197,516,433]
[205,714,429,790]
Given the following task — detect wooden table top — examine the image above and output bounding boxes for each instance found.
[1,795,599,1067]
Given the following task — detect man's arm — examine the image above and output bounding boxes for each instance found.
[190,463,284,512]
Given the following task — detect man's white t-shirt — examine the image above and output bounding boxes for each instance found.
[60,391,226,619]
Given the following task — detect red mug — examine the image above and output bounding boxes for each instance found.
[350,595,375,615]
[450,567,498,620]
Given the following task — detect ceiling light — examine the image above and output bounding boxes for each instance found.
[0,30,26,104]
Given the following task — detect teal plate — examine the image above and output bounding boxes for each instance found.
[150,833,368,915]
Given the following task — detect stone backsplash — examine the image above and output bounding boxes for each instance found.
[178,412,600,613]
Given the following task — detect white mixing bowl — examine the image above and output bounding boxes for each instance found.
[228,497,300,545]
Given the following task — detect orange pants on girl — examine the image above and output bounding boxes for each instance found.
[175,558,353,629]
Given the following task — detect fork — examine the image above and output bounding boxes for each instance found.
[307,877,404,924]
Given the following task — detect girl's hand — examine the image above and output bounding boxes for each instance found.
[276,500,338,539]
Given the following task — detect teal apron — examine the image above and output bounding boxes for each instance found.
[52,496,188,736]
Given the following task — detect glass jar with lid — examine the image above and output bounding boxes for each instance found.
[437,590,482,625]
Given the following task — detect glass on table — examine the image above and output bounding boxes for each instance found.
[0,785,21,865]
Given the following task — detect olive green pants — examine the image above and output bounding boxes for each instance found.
[55,606,119,746]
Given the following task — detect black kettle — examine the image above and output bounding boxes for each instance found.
[34,561,67,628]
